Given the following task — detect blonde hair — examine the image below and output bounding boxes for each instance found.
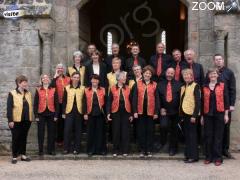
[182,68,193,77]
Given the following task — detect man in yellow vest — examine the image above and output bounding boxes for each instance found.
[7,75,33,164]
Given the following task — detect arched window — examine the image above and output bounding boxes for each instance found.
[107,31,113,55]
[161,30,166,53]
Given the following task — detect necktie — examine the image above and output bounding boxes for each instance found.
[175,62,180,81]
[166,81,173,102]
[134,57,138,65]
[190,63,195,81]
[157,55,162,76]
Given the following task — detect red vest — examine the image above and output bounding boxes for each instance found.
[137,80,157,116]
[37,87,56,113]
[111,85,131,113]
[203,82,225,114]
[85,87,105,114]
[56,76,70,103]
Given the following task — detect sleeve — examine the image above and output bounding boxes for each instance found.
[7,92,14,123]
[33,90,39,117]
[229,71,236,106]
[106,90,113,115]
[132,84,138,114]
[192,85,201,118]
[82,91,87,115]
[224,84,230,110]
[199,65,205,87]
[62,89,67,115]
[84,66,90,87]
[50,78,57,88]
[154,86,160,115]
[54,90,59,118]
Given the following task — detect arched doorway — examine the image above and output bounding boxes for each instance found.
[79,0,188,60]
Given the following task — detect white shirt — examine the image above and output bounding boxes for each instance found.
[93,63,100,75]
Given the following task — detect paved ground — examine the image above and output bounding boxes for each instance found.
[0,154,240,180]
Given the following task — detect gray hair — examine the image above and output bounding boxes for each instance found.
[184,49,196,57]
[116,71,126,81]
[132,64,142,71]
[56,63,65,69]
[73,50,84,59]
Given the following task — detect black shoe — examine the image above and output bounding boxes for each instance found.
[88,152,93,157]
[48,152,56,156]
[223,151,233,159]
[39,152,44,156]
[21,156,31,162]
[185,159,198,163]
[101,152,107,156]
[11,158,17,164]
[169,150,176,156]
[63,150,69,155]
[183,158,189,162]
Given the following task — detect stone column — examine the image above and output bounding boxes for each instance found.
[214,30,228,54]
[39,32,53,76]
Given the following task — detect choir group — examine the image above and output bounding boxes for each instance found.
[7,42,236,166]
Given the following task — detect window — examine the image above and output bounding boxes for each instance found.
[107,31,113,55]
[161,30,166,53]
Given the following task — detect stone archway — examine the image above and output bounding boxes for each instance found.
[67,0,199,62]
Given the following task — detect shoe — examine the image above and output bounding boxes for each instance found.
[11,158,17,164]
[223,151,233,159]
[183,158,189,162]
[63,150,69,155]
[185,159,198,163]
[101,152,107,156]
[215,160,222,166]
[204,160,211,164]
[39,152,44,156]
[21,155,31,162]
[139,153,144,158]
[57,141,64,147]
[113,153,117,157]
[73,151,79,155]
[169,150,176,156]
[147,152,153,157]
[88,152,93,157]
[48,152,56,156]
[123,154,128,157]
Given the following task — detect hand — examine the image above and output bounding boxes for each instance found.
[62,114,66,119]
[8,122,14,129]
[54,69,59,78]
[153,114,158,120]
[35,118,39,122]
[190,117,196,124]
[230,106,235,112]
[54,117,58,122]
[129,116,133,122]
[160,108,167,116]
[224,114,229,124]
[200,116,204,126]
[84,114,88,120]
[134,113,138,119]
[107,114,112,121]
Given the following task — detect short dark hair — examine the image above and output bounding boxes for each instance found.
[15,75,28,87]
[172,49,181,54]
[91,50,102,61]
[91,74,101,81]
[71,71,80,77]
[214,53,224,59]
[143,65,155,75]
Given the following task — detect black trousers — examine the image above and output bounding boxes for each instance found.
[64,112,83,152]
[37,115,56,153]
[183,115,199,160]
[56,104,64,143]
[10,121,31,158]
[111,109,130,154]
[87,115,106,154]
[223,112,231,152]
[137,115,154,153]
[204,114,225,161]
[160,114,178,151]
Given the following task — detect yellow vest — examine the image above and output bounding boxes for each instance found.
[107,71,127,93]
[129,80,136,90]
[180,82,197,115]
[65,85,85,114]
[11,90,33,122]
[68,66,85,85]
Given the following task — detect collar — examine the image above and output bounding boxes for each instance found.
[89,86,100,90]
[185,81,194,86]
[70,83,80,89]
[142,79,153,85]
[116,84,126,89]
[16,88,28,94]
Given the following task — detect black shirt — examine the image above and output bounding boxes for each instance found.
[91,92,102,116]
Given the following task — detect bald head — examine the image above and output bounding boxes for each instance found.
[165,67,175,81]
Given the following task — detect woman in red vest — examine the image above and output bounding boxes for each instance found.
[107,71,133,157]
[132,65,159,157]
[51,63,70,146]
[34,74,59,156]
[201,68,229,166]
[84,74,106,156]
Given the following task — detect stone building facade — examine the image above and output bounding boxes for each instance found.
[0,0,239,153]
